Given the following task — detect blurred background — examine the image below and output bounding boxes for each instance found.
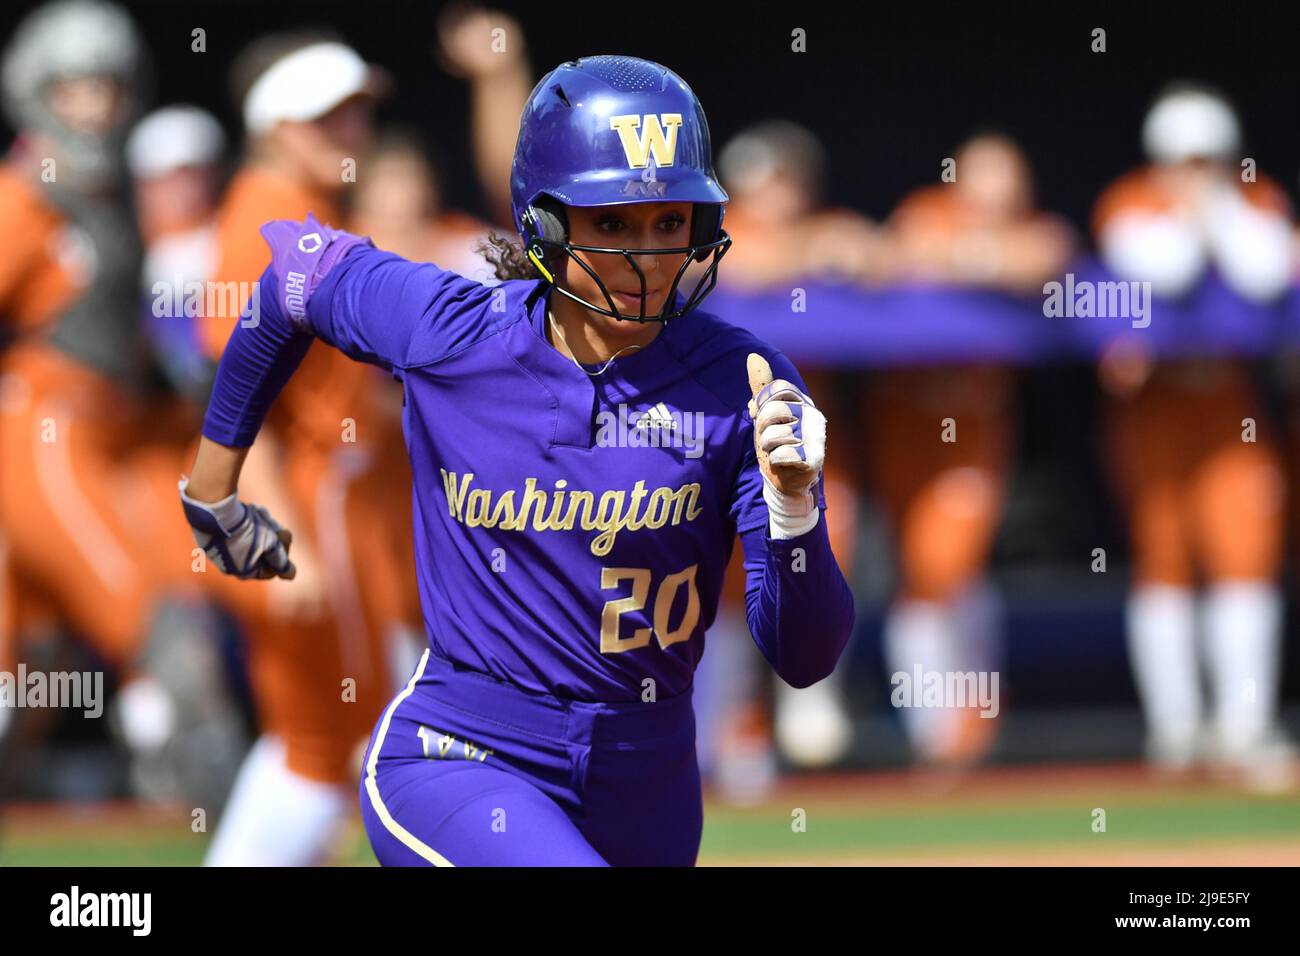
[1,0,1299,865]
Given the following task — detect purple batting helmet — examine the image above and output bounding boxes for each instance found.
[510,55,731,323]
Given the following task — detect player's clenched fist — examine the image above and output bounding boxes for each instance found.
[178,478,296,580]
[747,353,827,539]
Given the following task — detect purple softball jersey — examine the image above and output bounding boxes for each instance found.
[200,217,855,864]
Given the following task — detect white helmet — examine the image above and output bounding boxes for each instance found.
[127,105,226,179]
[1142,83,1241,164]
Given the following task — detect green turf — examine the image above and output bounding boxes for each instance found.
[697,796,1300,858]
[0,834,206,866]
[3,784,1297,865]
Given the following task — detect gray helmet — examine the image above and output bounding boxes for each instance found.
[2,0,148,190]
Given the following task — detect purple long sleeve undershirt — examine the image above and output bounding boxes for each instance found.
[203,267,313,449]
[739,517,854,688]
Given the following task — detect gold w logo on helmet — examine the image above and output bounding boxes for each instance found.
[609,113,683,169]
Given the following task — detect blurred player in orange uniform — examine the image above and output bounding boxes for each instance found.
[350,129,494,279]
[0,0,148,675]
[870,133,1073,767]
[350,4,533,271]
[0,1,244,801]
[121,102,261,804]
[194,30,407,866]
[704,121,887,781]
[1094,84,1296,792]
[127,104,227,405]
[199,10,531,864]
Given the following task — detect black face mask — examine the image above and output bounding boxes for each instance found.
[527,234,732,324]
[520,198,732,324]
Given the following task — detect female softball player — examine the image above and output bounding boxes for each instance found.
[178,55,855,866]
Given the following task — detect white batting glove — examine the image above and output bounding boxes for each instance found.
[746,353,827,539]
[178,478,296,580]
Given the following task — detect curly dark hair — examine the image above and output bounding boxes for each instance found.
[478,231,544,282]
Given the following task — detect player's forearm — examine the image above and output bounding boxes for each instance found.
[741,517,855,688]
[470,63,533,224]
[184,437,250,502]
[213,426,306,530]
[179,263,317,582]
[196,429,305,533]
[201,265,314,449]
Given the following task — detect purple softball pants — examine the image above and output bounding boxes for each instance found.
[359,648,702,866]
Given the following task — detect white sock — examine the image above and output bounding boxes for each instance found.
[884,598,959,759]
[774,663,852,766]
[1202,580,1282,754]
[1127,585,1201,749]
[116,675,178,752]
[204,735,348,867]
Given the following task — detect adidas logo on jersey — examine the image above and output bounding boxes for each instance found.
[595,402,705,459]
[634,402,678,432]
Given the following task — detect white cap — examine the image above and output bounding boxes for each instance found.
[1142,87,1241,164]
[243,41,378,136]
[126,105,225,178]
